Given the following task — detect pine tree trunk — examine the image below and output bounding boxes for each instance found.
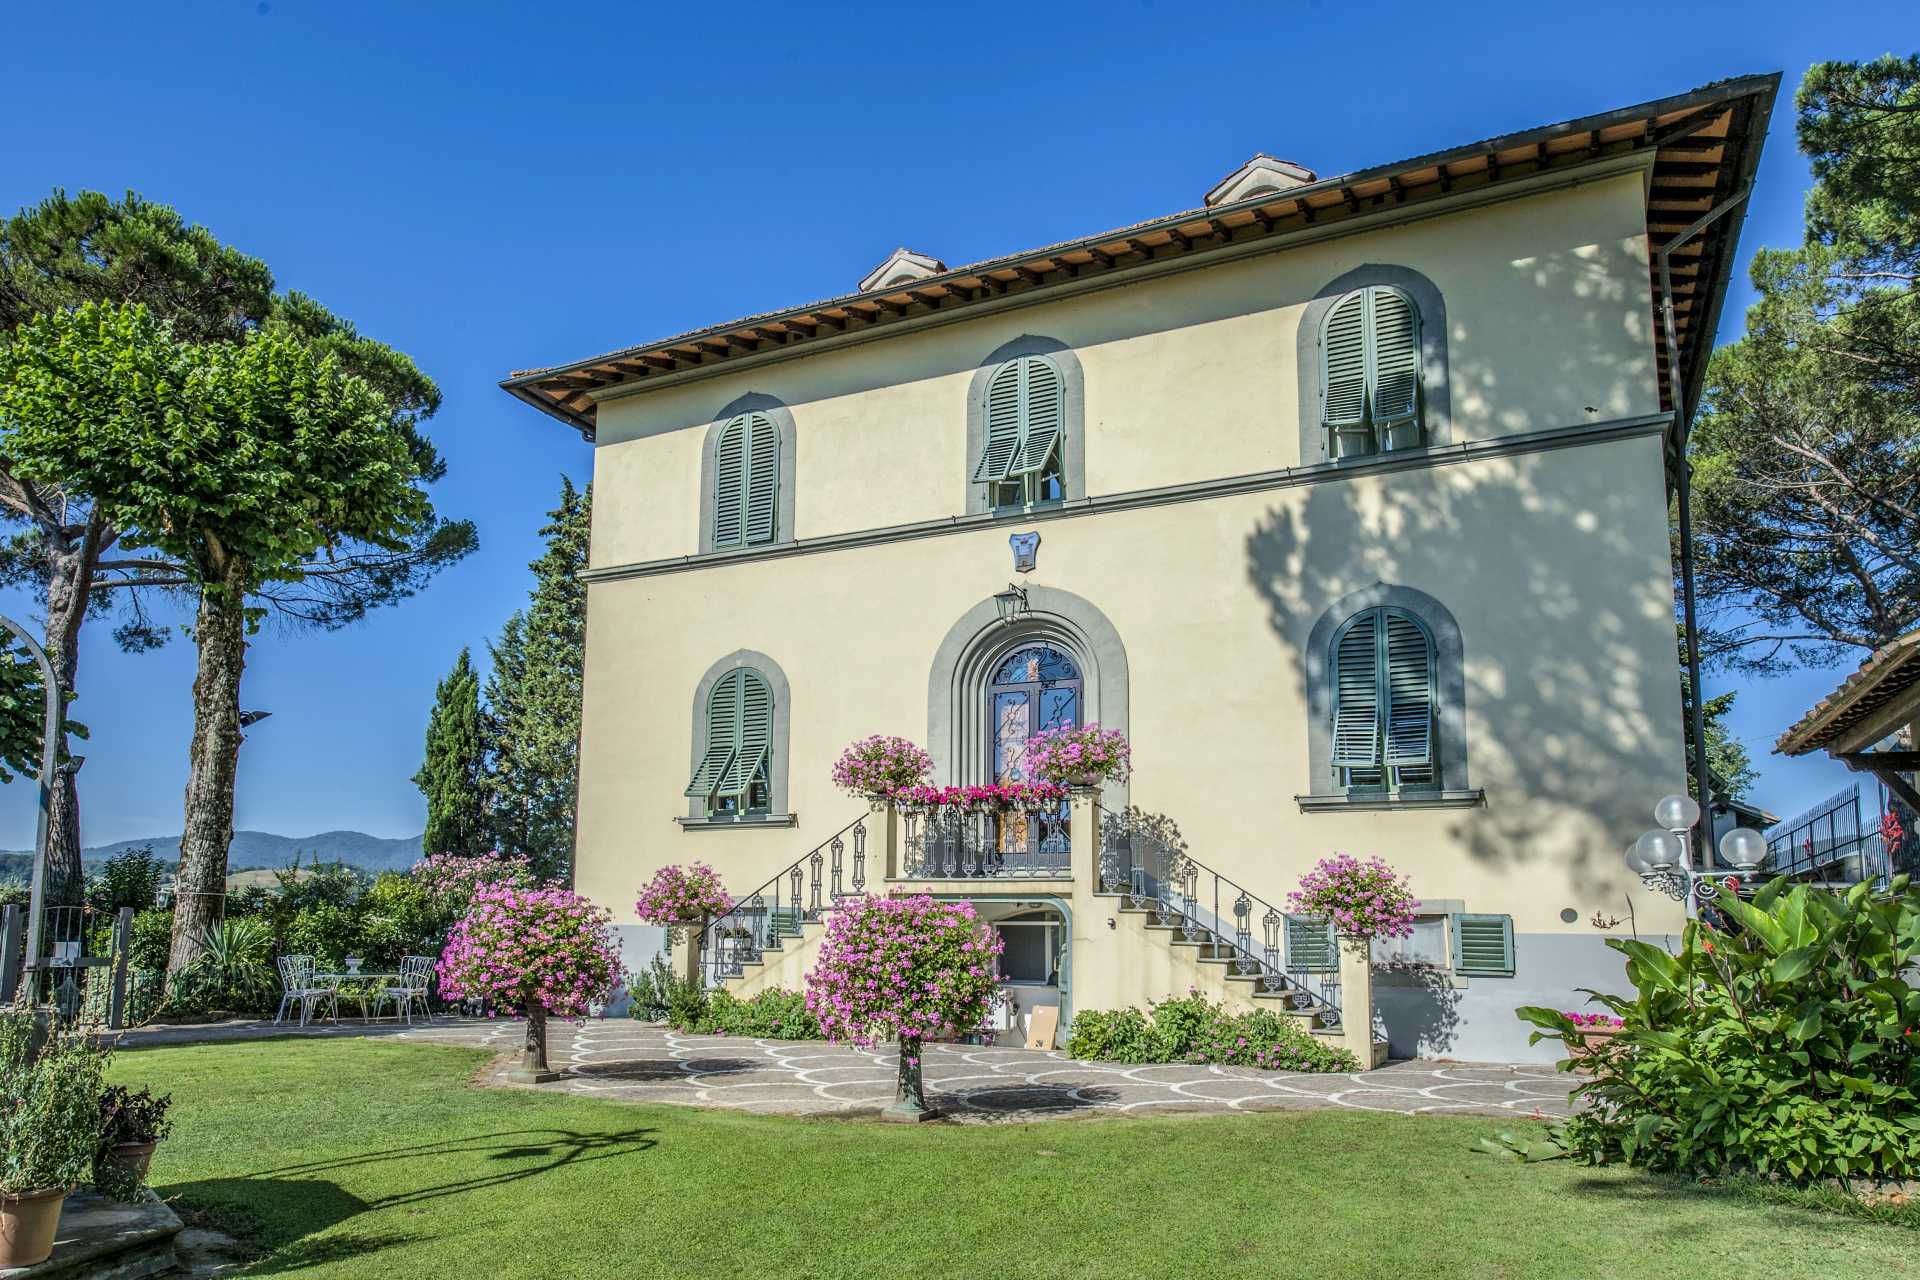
[167,560,249,975]
[39,517,103,908]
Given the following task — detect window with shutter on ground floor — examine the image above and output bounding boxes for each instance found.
[685,667,773,817]
[1329,605,1438,796]
[1321,284,1423,459]
[712,412,780,548]
[973,355,1065,511]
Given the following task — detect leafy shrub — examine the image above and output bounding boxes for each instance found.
[129,908,173,973]
[1067,993,1357,1072]
[1518,876,1920,1183]
[665,974,710,1031]
[164,918,278,1018]
[0,1011,108,1195]
[273,859,367,912]
[624,954,677,1021]
[284,903,362,969]
[87,846,164,912]
[686,988,821,1040]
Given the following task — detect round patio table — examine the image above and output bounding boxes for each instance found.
[314,971,403,1021]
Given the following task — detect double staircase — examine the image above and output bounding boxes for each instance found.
[696,802,1369,1056]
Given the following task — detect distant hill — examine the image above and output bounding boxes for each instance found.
[2,830,424,877]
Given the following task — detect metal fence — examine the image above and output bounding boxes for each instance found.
[0,901,142,1027]
[1764,783,1889,886]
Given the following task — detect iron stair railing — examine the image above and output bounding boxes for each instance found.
[700,812,870,988]
[1101,817,1343,1028]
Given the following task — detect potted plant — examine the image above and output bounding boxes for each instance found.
[437,884,624,1084]
[1562,1011,1626,1063]
[93,1087,173,1198]
[831,735,934,803]
[1026,723,1132,788]
[0,1016,109,1267]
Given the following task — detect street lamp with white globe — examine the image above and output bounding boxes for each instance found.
[1626,792,1771,909]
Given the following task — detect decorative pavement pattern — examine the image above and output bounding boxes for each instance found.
[120,1016,1580,1123]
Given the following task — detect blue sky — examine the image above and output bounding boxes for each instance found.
[0,1,1911,847]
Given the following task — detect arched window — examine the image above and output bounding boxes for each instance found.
[973,356,1065,510]
[1329,606,1436,794]
[711,412,780,548]
[1321,285,1423,459]
[685,667,773,816]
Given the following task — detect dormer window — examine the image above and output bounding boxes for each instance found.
[858,247,946,293]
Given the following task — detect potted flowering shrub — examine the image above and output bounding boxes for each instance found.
[804,895,1003,1121]
[0,1015,108,1267]
[1289,854,1419,1068]
[633,862,733,937]
[1026,723,1132,788]
[92,1086,173,1201]
[831,735,933,802]
[1561,1011,1626,1063]
[437,884,624,1084]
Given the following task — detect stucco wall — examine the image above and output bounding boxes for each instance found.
[585,169,1659,571]
[574,431,1688,952]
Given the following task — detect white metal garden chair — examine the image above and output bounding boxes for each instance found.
[275,954,337,1027]
[383,955,435,1025]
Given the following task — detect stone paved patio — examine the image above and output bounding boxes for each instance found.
[117,1016,1579,1123]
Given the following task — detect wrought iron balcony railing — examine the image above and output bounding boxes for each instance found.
[900,804,1072,879]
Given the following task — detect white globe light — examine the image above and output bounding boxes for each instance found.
[1623,841,1654,875]
[1654,793,1702,832]
[1718,826,1770,872]
[1633,828,1684,873]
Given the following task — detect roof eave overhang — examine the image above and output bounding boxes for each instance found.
[503,73,1782,442]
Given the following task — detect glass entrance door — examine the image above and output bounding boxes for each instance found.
[989,644,1079,862]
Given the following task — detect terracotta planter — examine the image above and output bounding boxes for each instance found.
[102,1141,157,1182]
[0,1185,68,1268]
[1566,1024,1627,1063]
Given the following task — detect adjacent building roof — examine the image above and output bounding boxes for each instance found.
[503,74,1780,441]
[1776,628,1920,757]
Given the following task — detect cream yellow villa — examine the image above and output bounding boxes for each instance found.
[502,75,1778,1062]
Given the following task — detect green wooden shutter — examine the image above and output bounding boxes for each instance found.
[974,360,1024,483]
[743,412,778,544]
[685,670,742,798]
[1331,610,1382,768]
[1383,611,1435,767]
[1453,914,1514,976]
[1011,357,1063,477]
[1367,287,1420,432]
[712,417,747,547]
[715,670,772,800]
[1322,291,1369,457]
[1286,916,1337,972]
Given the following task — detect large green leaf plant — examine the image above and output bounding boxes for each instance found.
[1518,877,1920,1183]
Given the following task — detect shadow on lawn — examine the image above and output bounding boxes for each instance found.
[161,1127,658,1270]
[930,1083,1123,1117]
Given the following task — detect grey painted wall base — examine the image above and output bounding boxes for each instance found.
[603,924,670,1018]
[1371,932,1670,1063]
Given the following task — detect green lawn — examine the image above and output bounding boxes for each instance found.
[112,1039,1912,1280]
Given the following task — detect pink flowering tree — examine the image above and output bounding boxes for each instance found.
[437,884,624,1082]
[633,862,733,943]
[411,851,540,912]
[1288,854,1420,946]
[804,895,1004,1121]
[1026,723,1132,787]
[831,735,934,800]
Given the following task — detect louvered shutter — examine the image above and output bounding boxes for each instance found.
[716,671,772,800]
[1330,610,1382,768]
[1383,611,1434,767]
[743,412,778,544]
[685,671,742,798]
[973,361,1024,483]
[712,418,747,547]
[1286,916,1337,973]
[1452,914,1514,976]
[1322,291,1368,434]
[1011,358,1063,477]
[1368,288,1420,429]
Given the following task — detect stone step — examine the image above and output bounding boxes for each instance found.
[4,1189,184,1280]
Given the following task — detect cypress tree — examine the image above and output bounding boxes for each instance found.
[415,647,488,856]
[483,479,590,882]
